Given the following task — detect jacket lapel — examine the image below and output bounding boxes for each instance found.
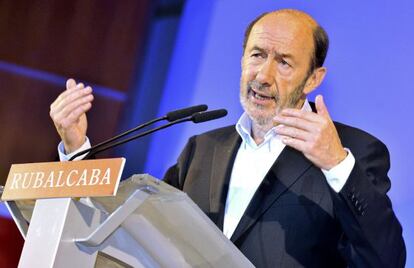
[230,146,313,243]
[209,130,241,230]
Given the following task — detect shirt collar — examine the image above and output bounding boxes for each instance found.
[236,99,312,149]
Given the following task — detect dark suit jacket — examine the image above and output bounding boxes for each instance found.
[164,122,406,267]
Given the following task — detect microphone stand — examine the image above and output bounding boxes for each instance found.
[69,117,164,161]
[69,109,227,161]
[85,117,192,159]
[69,104,208,161]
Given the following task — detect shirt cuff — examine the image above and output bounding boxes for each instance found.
[57,137,91,161]
[321,148,355,193]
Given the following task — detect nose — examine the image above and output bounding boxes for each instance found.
[255,59,276,86]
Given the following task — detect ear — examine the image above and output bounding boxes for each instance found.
[303,67,327,95]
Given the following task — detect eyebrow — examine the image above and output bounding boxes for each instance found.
[250,46,294,60]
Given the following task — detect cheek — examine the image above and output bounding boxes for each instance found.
[274,79,289,97]
[241,61,259,77]
[241,69,254,82]
[240,69,254,93]
[275,73,297,92]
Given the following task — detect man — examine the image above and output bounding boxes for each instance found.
[50,9,405,267]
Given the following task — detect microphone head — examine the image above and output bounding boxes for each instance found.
[166,104,208,121]
[192,109,228,123]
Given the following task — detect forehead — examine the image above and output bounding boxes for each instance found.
[246,13,314,58]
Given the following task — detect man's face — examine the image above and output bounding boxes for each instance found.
[240,13,315,126]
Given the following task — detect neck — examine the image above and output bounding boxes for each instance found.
[251,121,273,145]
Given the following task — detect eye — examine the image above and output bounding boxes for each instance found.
[251,52,265,58]
[280,59,290,66]
[278,59,291,70]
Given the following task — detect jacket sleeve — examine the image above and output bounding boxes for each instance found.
[332,138,406,267]
[163,136,196,190]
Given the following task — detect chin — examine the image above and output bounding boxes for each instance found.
[249,110,275,126]
[243,103,275,126]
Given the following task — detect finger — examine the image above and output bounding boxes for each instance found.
[273,114,316,131]
[65,82,85,95]
[66,78,77,89]
[67,102,92,122]
[60,92,93,115]
[280,108,322,123]
[51,89,90,113]
[275,125,310,141]
[315,95,330,118]
[54,93,93,122]
[52,86,92,112]
[52,83,87,109]
[60,103,92,129]
[280,135,308,152]
[51,90,93,121]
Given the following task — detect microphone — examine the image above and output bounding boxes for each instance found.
[75,109,228,160]
[69,104,208,161]
[192,109,227,123]
[166,104,208,121]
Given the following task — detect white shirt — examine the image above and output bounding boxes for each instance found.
[58,138,91,161]
[223,100,355,239]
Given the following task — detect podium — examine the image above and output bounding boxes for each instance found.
[2,174,254,267]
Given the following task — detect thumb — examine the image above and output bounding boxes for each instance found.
[315,95,330,117]
[66,78,77,90]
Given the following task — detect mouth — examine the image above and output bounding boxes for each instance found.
[248,88,275,101]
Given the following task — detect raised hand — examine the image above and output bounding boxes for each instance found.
[274,95,347,170]
[50,78,94,153]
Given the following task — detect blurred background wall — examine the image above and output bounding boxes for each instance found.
[1,0,412,266]
[0,0,155,265]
